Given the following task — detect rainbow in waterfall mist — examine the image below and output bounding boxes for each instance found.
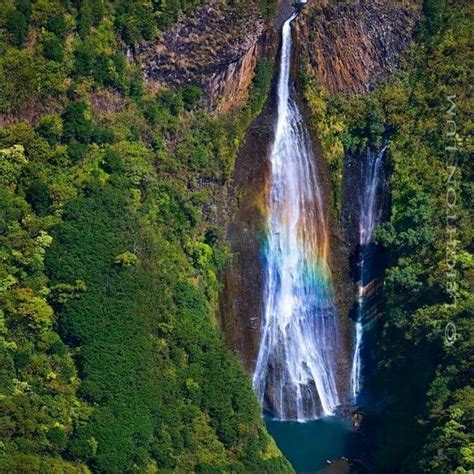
[253,14,341,421]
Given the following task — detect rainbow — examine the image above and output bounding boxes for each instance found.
[253,14,341,421]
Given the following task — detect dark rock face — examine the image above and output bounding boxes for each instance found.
[217,0,418,392]
[218,86,275,372]
[218,13,354,385]
[342,147,390,385]
[342,149,390,256]
[213,1,293,372]
[296,0,421,94]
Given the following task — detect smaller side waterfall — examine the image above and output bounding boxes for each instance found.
[351,146,386,400]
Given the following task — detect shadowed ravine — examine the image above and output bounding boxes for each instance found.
[351,146,387,400]
[253,14,344,421]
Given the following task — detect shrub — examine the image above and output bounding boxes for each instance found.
[25,180,51,215]
[43,35,64,62]
[73,42,95,77]
[67,142,88,163]
[157,90,184,116]
[15,0,32,19]
[90,125,115,145]
[115,2,155,45]
[36,115,63,145]
[101,150,124,174]
[129,73,144,100]
[5,10,29,47]
[182,85,203,110]
[45,13,68,40]
[61,101,92,143]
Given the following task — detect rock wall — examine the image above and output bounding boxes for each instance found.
[217,0,294,371]
[218,1,421,376]
[137,1,279,112]
[296,0,421,94]
[218,100,274,372]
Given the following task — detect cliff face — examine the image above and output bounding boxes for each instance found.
[296,0,421,94]
[219,1,421,376]
[137,1,274,112]
[216,1,293,370]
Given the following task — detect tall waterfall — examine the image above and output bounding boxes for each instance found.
[253,14,341,421]
[351,147,386,400]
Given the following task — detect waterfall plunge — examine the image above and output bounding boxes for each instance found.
[253,14,341,421]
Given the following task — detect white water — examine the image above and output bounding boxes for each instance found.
[351,147,386,400]
[253,14,341,421]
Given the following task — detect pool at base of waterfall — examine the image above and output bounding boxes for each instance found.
[265,415,356,473]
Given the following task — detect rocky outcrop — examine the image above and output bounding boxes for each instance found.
[296,0,421,94]
[137,1,274,112]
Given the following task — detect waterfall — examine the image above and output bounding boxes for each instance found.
[253,14,341,421]
[351,146,386,400]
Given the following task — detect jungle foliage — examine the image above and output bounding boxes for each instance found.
[0,0,291,472]
[302,1,473,472]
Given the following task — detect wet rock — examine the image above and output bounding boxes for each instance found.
[319,458,351,474]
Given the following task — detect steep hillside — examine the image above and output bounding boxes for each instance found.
[294,0,421,213]
[298,0,473,471]
[137,0,268,112]
[0,0,292,472]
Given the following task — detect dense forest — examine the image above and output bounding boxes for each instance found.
[301,1,472,472]
[0,0,291,472]
[0,0,472,473]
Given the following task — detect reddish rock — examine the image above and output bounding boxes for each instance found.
[295,0,421,94]
[137,0,272,112]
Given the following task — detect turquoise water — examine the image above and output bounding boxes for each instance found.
[265,416,353,473]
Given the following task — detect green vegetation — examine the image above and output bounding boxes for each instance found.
[302,1,473,472]
[3,0,469,472]
[0,0,291,472]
